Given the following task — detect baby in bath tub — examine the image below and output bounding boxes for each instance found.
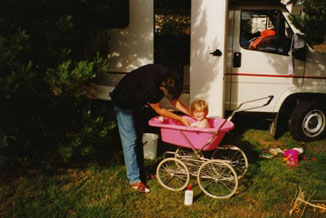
[190,99,210,128]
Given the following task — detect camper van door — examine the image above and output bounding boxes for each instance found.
[190,0,228,118]
[226,6,305,112]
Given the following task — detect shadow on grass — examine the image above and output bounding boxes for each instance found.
[0,106,279,194]
[1,107,277,178]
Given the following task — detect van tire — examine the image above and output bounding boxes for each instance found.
[288,101,326,141]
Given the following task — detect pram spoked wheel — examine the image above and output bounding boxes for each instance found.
[156,158,190,191]
[197,159,238,199]
[211,145,248,179]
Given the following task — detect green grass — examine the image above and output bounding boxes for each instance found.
[1,121,326,218]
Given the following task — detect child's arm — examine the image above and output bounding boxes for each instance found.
[203,119,210,128]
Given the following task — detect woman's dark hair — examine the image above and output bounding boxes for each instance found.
[161,72,183,100]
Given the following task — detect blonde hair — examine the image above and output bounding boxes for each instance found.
[191,99,208,113]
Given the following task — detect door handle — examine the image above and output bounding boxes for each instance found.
[233,52,241,68]
[210,49,222,56]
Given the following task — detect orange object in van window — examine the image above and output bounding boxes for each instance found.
[249,29,276,50]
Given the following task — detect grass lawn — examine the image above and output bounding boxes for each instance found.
[1,117,326,218]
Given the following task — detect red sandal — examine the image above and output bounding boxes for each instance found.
[130,181,151,193]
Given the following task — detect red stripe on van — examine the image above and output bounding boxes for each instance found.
[225,73,326,79]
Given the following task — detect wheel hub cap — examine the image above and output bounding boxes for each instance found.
[303,110,325,137]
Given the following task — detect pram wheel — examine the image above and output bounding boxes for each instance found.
[197,159,238,199]
[156,158,190,191]
[211,145,248,179]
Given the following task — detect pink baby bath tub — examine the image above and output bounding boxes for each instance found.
[148,116,234,151]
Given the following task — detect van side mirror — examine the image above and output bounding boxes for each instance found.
[291,34,306,61]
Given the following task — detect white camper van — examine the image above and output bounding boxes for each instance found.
[97,0,326,142]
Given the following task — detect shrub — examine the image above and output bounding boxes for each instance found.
[0,0,116,168]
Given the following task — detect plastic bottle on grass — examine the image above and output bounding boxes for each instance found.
[184,185,193,206]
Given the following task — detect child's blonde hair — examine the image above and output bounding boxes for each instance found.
[191,99,208,113]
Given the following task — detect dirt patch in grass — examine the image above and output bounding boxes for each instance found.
[313,43,326,52]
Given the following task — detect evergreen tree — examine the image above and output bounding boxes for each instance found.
[290,0,326,45]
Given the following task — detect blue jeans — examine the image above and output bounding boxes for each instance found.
[113,104,144,184]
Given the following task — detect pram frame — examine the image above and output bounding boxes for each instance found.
[152,96,274,199]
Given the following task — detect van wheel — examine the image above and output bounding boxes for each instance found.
[288,101,326,141]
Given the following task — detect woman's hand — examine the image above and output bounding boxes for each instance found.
[180,117,192,127]
[148,102,192,126]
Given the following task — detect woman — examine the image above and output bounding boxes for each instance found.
[110,64,191,193]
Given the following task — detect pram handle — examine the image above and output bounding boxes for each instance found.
[226,95,274,122]
[197,96,273,152]
[264,95,274,106]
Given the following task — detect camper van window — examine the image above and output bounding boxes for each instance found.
[240,10,292,55]
[102,0,129,28]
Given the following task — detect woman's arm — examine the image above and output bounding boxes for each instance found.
[148,102,191,126]
[168,99,192,116]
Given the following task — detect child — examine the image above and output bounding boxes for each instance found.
[190,99,210,128]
